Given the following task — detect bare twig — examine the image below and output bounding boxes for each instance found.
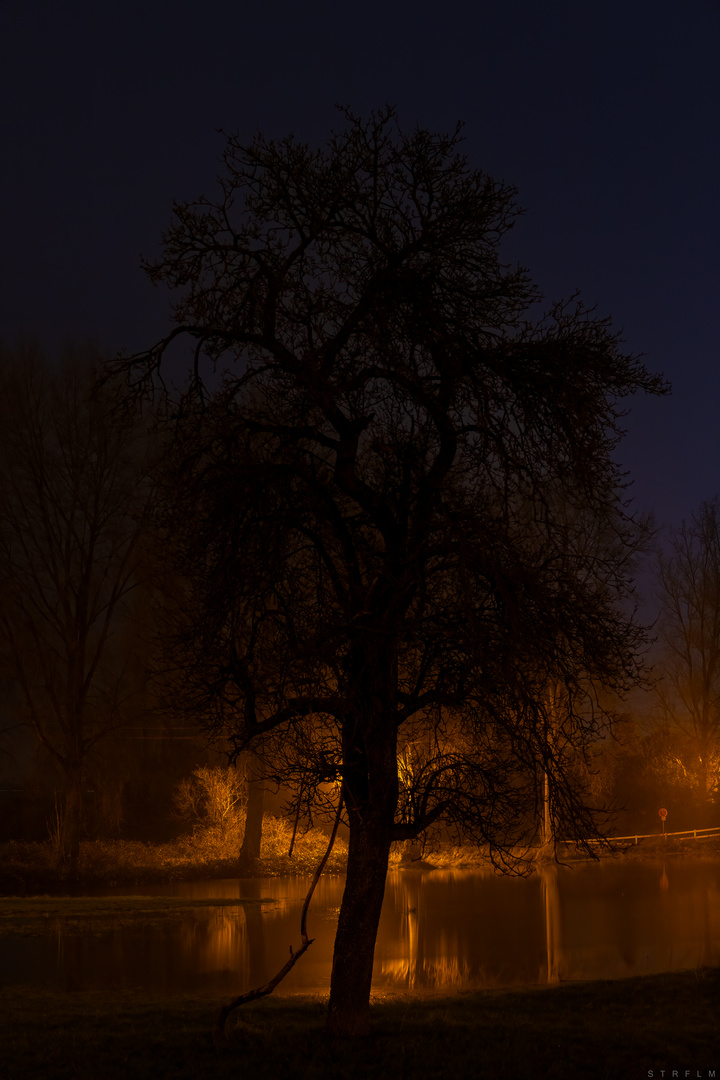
[214,783,345,1043]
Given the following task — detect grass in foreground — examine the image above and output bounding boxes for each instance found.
[0,969,717,1080]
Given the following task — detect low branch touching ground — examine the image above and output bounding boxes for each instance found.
[214,785,345,1043]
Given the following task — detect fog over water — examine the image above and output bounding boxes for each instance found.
[3,861,718,995]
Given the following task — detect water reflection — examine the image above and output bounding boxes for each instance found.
[2,860,718,994]
[540,864,563,984]
[376,869,545,990]
[379,873,474,990]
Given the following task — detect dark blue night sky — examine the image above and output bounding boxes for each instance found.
[1,0,718,538]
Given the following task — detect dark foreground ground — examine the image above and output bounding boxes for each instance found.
[1,968,718,1080]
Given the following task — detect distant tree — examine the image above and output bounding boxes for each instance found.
[656,498,720,817]
[144,485,270,869]
[523,498,651,852]
[172,759,271,863]
[0,344,154,876]
[122,108,666,1035]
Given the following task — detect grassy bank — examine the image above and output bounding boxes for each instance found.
[2,828,719,896]
[0,828,496,894]
[0,815,351,893]
[0,969,717,1080]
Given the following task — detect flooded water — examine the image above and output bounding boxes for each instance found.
[2,859,719,995]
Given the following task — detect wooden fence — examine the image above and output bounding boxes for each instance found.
[559,825,720,846]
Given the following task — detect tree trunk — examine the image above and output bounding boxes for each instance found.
[238,750,265,872]
[326,670,399,1036]
[541,686,556,856]
[326,815,393,1036]
[697,744,710,827]
[539,767,557,860]
[60,761,83,881]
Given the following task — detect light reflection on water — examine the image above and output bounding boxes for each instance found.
[2,860,718,995]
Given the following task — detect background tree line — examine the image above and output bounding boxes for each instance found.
[0,341,275,873]
[0,339,717,868]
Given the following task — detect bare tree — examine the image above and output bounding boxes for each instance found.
[0,344,153,876]
[121,108,666,1035]
[656,498,720,815]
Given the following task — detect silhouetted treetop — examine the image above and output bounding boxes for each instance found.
[134,108,664,496]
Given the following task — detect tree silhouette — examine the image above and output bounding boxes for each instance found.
[122,108,666,1035]
[0,345,153,876]
[656,498,720,817]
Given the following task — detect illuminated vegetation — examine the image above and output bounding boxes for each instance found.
[0,819,349,892]
[651,498,720,819]
[0,830,510,894]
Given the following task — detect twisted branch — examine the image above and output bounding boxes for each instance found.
[214,783,345,1042]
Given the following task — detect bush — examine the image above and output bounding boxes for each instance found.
[173,766,246,831]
